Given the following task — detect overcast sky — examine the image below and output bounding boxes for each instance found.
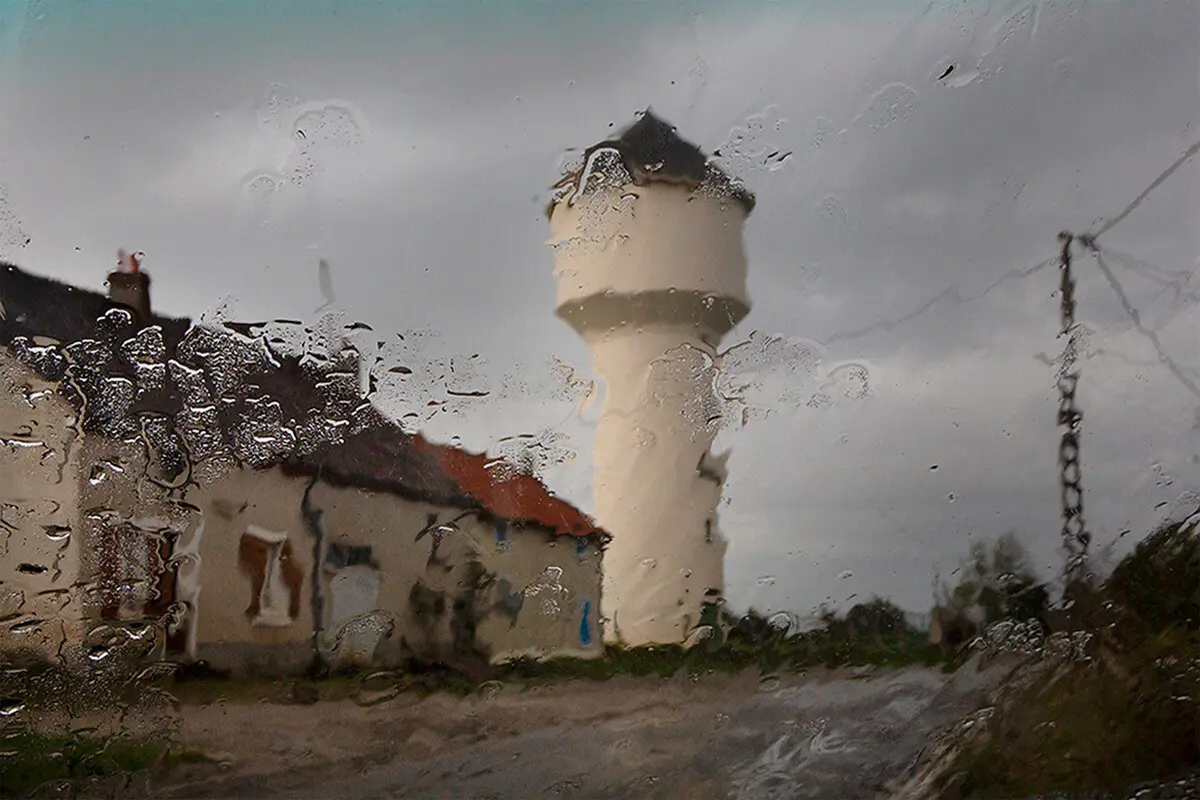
[0,0,1196,616]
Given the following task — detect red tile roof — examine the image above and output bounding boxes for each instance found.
[412,435,601,539]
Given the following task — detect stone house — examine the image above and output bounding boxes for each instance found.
[0,258,606,675]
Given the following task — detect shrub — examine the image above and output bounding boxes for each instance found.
[1104,513,1200,636]
[942,508,1200,796]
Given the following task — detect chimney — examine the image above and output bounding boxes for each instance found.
[107,249,152,322]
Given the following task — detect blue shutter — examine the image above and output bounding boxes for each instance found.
[579,599,592,646]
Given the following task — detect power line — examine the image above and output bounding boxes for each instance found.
[826,137,1200,369]
[1088,137,1200,241]
[1099,246,1200,331]
[1080,238,1200,401]
[818,135,1200,459]
[824,257,1054,345]
[1063,137,1200,401]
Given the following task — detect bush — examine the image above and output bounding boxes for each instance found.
[1104,513,1200,636]
[843,597,911,640]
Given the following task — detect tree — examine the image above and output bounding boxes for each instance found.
[844,596,910,640]
[936,532,1049,628]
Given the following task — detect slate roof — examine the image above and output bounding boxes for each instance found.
[0,261,601,539]
[0,263,190,352]
[545,109,756,218]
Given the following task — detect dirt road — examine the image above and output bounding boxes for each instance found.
[153,661,1008,800]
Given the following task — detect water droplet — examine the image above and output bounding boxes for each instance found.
[766,611,797,633]
[353,670,403,707]
[0,698,26,717]
[477,680,504,701]
[41,525,71,541]
[942,65,984,88]
[854,83,920,132]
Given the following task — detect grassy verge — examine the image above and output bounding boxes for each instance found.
[167,672,362,706]
[167,670,484,706]
[162,612,954,705]
[0,732,210,798]
[498,629,953,687]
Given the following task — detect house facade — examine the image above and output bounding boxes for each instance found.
[0,344,87,660]
[0,259,605,675]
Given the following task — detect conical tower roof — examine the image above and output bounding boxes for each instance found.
[546,110,755,218]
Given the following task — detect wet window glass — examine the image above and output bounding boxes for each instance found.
[0,2,1197,798]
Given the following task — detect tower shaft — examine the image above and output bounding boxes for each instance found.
[586,325,727,644]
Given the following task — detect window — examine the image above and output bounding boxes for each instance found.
[238,525,303,627]
[99,519,174,622]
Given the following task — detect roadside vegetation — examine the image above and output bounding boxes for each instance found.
[924,510,1200,799]
[500,596,953,687]
[149,596,950,709]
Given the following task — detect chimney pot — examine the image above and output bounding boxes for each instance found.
[108,249,152,322]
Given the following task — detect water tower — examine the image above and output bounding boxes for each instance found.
[547,111,754,646]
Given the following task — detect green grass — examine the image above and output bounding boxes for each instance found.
[159,626,952,704]
[0,732,210,798]
[167,664,486,706]
[167,673,355,705]
[497,629,953,687]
